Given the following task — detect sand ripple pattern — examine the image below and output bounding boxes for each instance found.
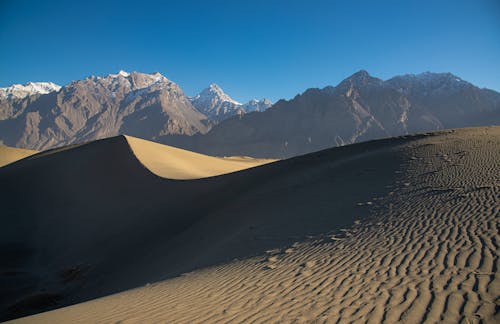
[15,128,500,323]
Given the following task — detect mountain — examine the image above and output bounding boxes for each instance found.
[190,84,272,122]
[161,70,500,158]
[0,82,61,100]
[0,71,209,150]
[242,98,273,113]
[2,70,498,154]
[385,72,500,126]
[0,82,61,121]
[190,84,242,122]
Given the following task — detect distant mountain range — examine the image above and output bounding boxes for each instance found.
[1,70,499,156]
[0,82,61,100]
[190,83,272,123]
[0,71,271,150]
[161,71,500,158]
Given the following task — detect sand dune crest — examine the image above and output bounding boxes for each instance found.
[1,127,499,323]
[124,135,275,179]
[0,146,37,167]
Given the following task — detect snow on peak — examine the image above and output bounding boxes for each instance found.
[0,82,61,99]
[195,83,241,105]
[190,83,273,120]
[118,70,130,77]
[242,98,273,112]
[103,71,172,91]
[109,70,131,78]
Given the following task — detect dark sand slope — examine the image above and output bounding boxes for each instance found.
[1,127,499,323]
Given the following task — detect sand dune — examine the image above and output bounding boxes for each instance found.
[0,146,37,167]
[125,135,275,179]
[0,136,273,179]
[1,127,499,323]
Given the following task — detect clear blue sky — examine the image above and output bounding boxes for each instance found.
[1,0,499,102]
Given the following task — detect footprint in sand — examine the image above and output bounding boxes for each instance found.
[263,256,279,270]
[304,260,316,268]
[267,256,279,263]
[297,260,316,276]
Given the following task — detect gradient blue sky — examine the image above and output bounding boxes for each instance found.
[1,0,499,102]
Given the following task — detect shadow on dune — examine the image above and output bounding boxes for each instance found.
[0,133,428,320]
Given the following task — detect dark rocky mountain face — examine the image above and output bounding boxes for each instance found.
[0,94,43,121]
[386,73,500,127]
[0,71,209,150]
[160,71,500,158]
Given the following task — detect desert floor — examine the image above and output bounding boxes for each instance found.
[1,127,498,323]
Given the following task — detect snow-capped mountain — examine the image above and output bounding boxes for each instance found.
[0,82,61,100]
[0,71,209,149]
[242,98,273,113]
[163,70,500,158]
[192,83,241,106]
[190,84,272,122]
[5,69,495,157]
[97,70,170,92]
[0,71,274,149]
[190,84,243,122]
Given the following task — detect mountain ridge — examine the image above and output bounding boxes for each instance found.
[189,83,272,122]
[0,71,209,149]
[0,82,61,100]
[1,70,499,155]
[0,71,272,150]
[159,70,500,158]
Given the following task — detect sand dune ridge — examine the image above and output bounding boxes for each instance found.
[1,127,498,323]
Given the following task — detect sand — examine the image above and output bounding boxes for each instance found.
[1,127,499,323]
[0,146,37,167]
[0,137,273,179]
[125,135,275,179]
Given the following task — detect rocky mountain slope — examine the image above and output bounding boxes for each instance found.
[162,71,500,158]
[190,83,272,123]
[0,71,209,150]
[1,70,498,155]
[0,82,61,121]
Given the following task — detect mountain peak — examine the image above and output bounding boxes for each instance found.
[93,71,172,92]
[190,84,272,121]
[415,72,464,83]
[352,70,371,78]
[390,71,465,81]
[107,70,131,78]
[347,70,379,82]
[195,84,241,105]
[118,70,130,77]
[335,70,382,91]
[387,72,472,92]
[0,81,61,99]
[208,83,222,91]
[242,98,273,112]
[105,70,167,80]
